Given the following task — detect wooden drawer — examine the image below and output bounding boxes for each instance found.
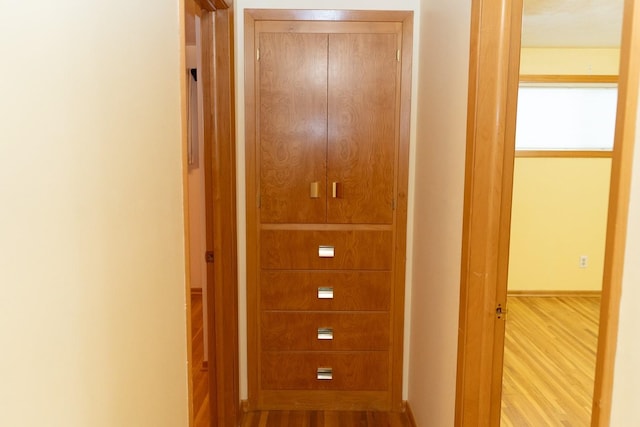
[260,229,392,270]
[261,312,389,351]
[261,351,388,391]
[261,271,391,311]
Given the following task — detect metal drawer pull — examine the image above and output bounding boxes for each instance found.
[317,287,334,299]
[332,181,341,198]
[317,367,333,380]
[310,181,320,198]
[317,327,334,340]
[318,245,335,258]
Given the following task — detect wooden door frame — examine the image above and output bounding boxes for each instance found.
[189,0,240,426]
[455,0,640,425]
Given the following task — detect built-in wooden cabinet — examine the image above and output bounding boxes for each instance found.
[245,9,413,411]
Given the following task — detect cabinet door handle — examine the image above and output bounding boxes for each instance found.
[317,367,333,380]
[318,245,335,258]
[310,181,320,198]
[317,327,334,340]
[332,182,341,198]
[317,287,334,299]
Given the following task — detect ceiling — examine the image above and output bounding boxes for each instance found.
[522,0,624,48]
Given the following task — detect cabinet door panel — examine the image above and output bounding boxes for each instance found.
[259,33,328,223]
[327,33,399,224]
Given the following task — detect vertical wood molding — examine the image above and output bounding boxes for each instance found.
[455,0,522,425]
[202,3,240,426]
[592,0,640,425]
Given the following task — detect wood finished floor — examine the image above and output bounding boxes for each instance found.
[192,292,598,426]
[501,295,601,427]
[191,291,210,427]
[240,410,412,427]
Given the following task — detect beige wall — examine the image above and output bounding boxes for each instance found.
[520,48,620,75]
[508,158,611,292]
[406,1,471,425]
[0,2,190,426]
[611,65,640,424]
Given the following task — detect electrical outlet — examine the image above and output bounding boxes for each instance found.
[579,255,588,268]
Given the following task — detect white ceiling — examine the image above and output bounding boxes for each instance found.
[522,0,624,48]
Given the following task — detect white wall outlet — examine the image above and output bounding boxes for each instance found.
[579,255,589,268]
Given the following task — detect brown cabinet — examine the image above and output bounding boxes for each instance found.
[245,10,413,411]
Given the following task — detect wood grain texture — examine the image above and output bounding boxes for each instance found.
[519,75,618,84]
[260,229,393,270]
[259,32,328,224]
[240,409,412,427]
[515,150,613,158]
[455,0,523,425]
[261,352,388,391]
[261,271,391,311]
[261,312,390,351]
[190,291,210,427]
[202,5,240,425]
[327,31,399,224]
[501,296,600,427]
[245,10,413,412]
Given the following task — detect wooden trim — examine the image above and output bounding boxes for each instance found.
[592,0,640,425]
[405,401,418,427]
[243,9,259,412]
[194,0,229,12]
[391,10,414,413]
[507,290,602,297]
[241,400,250,413]
[190,287,203,295]
[202,4,240,426]
[515,150,613,158]
[460,0,638,426]
[180,2,196,425]
[455,0,523,425]
[520,74,618,84]
[244,8,412,22]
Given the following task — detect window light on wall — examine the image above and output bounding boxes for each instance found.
[515,85,618,150]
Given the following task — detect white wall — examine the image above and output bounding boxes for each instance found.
[0,2,190,426]
[407,1,471,425]
[233,0,421,401]
[610,76,640,423]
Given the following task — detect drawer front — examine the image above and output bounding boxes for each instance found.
[261,271,391,311]
[261,352,388,391]
[261,312,389,351]
[260,230,392,270]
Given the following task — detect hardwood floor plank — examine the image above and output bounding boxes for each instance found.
[501,296,600,427]
[240,411,412,427]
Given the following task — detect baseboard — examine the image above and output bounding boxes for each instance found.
[404,401,417,427]
[241,400,250,413]
[507,290,601,297]
[201,360,208,372]
[191,287,203,295]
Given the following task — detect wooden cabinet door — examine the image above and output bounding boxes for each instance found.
[327,33,400,224]
[258,32,328,223]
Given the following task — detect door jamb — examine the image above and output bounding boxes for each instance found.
[455,0,640,425]
[195,1,240,426]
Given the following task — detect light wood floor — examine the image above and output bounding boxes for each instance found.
[501,295,600,427]
[194,293,598,426]
[191,291,210,427]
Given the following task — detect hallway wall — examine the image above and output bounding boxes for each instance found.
[0,2,190,426]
